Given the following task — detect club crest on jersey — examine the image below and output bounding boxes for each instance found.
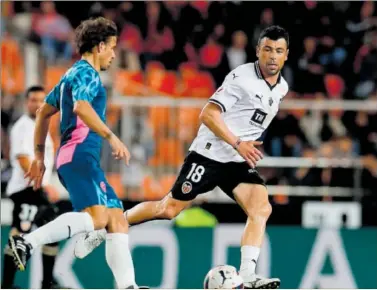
[269,97,273,106]
[182,181,192,194]
[100,181,107,193]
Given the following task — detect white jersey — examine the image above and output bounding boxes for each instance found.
[6,114,55,196]
[189,62,289,163]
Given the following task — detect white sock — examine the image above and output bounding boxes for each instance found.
[106,233,136,289]
[24,212,94,249]
[239,246,261,282]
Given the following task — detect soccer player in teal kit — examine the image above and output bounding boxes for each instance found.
[9,17,144,289]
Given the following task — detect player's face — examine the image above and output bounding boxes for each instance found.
[256,37,288,76]
[27,91,45,118]
[99,36,117,71]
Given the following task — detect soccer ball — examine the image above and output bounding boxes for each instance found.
[204,265,244,289]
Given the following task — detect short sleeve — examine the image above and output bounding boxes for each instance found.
[10,124,32,157]
[208,77,244,112]
[45,85,60,108]
[71,69,100,103]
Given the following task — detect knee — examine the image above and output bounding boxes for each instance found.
[157,200,182,220]
[237,185,272,221]
[246,200,272,221]
[86,207,109,230]
[107,213,128,233]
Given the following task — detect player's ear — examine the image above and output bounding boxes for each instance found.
[98,42,105,53]
[285,49,289,61]
[256,45,260,58]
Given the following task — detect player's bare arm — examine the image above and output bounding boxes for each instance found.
[25,103,58,190]
[73,100,131,165]
[200,103,263,168]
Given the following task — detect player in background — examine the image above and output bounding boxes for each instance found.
[8,17,145,289]
[2,86,63,289]
[75,25,290,289]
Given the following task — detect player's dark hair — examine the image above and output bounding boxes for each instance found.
[25,85,45,99]
[75,17,118,55]
[258,25,289,48]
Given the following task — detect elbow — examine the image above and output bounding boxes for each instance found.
[199,109,215,126]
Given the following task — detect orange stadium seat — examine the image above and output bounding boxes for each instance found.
[178,107,202,141]
[1,36,24,94]
[45,66,67,92]
[1,65,24,95]
[148,138,184,167]
[106,173,125,198]
[179,62,198,77]
[115,70,144,96]
[181,71,215,98]
[158,71,179,96]
[324,74,345,98]
[106,103,122,128]
[146,61,165,72]
[141,175,164,200]
[146,68,166,94]
[148,106,171,136]
[159,174,177,194]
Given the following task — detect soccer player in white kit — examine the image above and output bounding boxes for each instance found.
[2,86,63,289]
[76,25,290,289]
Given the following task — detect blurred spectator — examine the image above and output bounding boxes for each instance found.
[265,111,308,157]
[199,23,229,86]
[141,2,174,69]
[290,146,323,186]
[346,1,377,41]
[88,2,105,18]
[118,19,143,70]
[253,8,274,47]
[296,37,325,94]
[35,1,73,65]
[300,109,347,148]
[354,29,377,98]
[11,2,33,40]
[226,30,247,70]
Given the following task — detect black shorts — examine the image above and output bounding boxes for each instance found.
[10,187,52,233]
[171,151,266,201]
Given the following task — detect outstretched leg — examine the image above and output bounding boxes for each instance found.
[233,183,280,289]
[9,205,107,271]
[74,194,191,259]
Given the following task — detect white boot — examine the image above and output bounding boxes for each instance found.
[74,229,106,259]
[243,274,280,289]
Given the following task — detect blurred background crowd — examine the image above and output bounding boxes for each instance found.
[1,1,376,219]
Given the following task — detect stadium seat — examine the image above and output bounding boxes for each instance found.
[106,103,121,128]
[106,173,125,198]
[114,69,144,96]
[45,66,67,92]
[159,174,177,194]
[146,61,165,73]
[1,36,24,94]
[324,74,345,98]
[178,107,201,141]
[179,62,198,77]
[148,106,171,136]
[148,138,184,167]
[181,71,215,98]
[141,175,164,200]
[1,65,24,95]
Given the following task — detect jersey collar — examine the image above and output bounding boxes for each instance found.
[254,61,281,91]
